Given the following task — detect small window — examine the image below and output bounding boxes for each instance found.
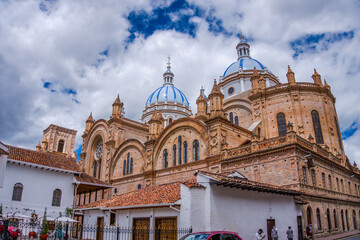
[178,136,182,165]
[327,209,332,230]
[328,175,332,190]
[229,112,234,123]
[12,183,23,201]
[183,141,188,164]
[93,161,97,178]
[137,184,142,190]
[322,173,326,188]
[173,145,177,166]
[57,140,64,153]
[163,149,168,168]
[336,178,340,191]
[235,116,239,126]
[123,160,126,175]
[311,170,316,187]
[302,167,307,184]
[98,159,101,179]
[126,153,130,174]
[52,189,62,207]
[130,158,133,174]
[193,140,199,161]
[228,87,234,95]
[114,188,118,194]
[334,116,343,150]
[277,112,287,136]
[169,118,173,124]
[110,212,116,226]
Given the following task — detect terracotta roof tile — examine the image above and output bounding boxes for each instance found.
[198,171,299,196]
[75,172,111,186]
[77,182,181,210]
[182,179,205,188]
[7,145,80,172]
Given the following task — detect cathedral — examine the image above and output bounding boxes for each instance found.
[66,36,360,238]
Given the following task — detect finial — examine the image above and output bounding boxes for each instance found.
[239,34,245,43]
[167,54,171,68]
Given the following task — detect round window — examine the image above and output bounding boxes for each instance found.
[228,87,235,95]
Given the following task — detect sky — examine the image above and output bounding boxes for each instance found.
[1,0,360,165]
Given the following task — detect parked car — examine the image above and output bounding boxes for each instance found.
[0,220,21,240]
[180,231,242,240]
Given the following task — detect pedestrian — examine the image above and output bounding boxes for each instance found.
[286,226,294,240]
[306,225,312,240]
[255,229,266,240]
[271,225,278,240]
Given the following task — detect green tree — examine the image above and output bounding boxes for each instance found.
[41,208,49,235]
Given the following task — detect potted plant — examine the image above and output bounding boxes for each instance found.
[29,231,37,238]
[40,208,49,240]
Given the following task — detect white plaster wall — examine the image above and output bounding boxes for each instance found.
[195,175,299,240]
[0,154,7,188]
[0,163,75,218]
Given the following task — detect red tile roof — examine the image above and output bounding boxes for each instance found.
[198,171,299,196]
[7,145,80,172]
[77,182,182,210]
[75,172,111,186]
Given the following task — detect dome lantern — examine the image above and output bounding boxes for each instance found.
[236,35,250,60]
[163,55,174,86]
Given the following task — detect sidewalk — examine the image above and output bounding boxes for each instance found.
[316,230,360,240]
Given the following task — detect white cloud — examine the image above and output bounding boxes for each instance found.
[1,0,360,165]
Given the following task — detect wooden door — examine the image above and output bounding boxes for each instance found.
[155,217,177,240]
[267,219,275,240]
[96,217,104,240]
[133,218,150,240]
[297,216,303,240]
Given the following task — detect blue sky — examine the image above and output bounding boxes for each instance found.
[1,0,360,164]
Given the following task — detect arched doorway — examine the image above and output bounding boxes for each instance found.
[346,210,350,231]
[307,206,313,226]
[341,210,345,231]
[353,210,357,230]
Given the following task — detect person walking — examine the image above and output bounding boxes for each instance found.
[306,225,312,240]
[271,225,279,240]
[286,226,294,240]
[255,229,266,240]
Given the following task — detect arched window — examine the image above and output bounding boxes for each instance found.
[126,153,130,174]
[183,141,188,164]
[173,145,177,166]
[307,206,313,226]
[336,178,340,191]
[311,110,324,144]
[346,210,350,231]
[341,179,344,193]
[93,161,97,177]
[302,167,307,184]
[276,113,287,136]
[229,112,234,123]
[57,140,64,153]
[169,118,173,124]
[52,189,62,207]
[322,172,326,188]
[193,140,199,161]
[317,208,322,230]
[311,169,316,187]
[334,116,343,150]
[130,158,133,174]
[98,159,101,179]
[178,136,182,165]
[348,182,351,194]
[328,175,332,190]
[327,209,332,230]
[163,149,168,168]
[123,160,126,175]
[334,209,338,228]
[353,210,357,230]
[235,116,239,125]
[12,183,23,201]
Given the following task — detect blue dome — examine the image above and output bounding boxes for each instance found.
[145,85,190,106]
[223,58,266,77]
